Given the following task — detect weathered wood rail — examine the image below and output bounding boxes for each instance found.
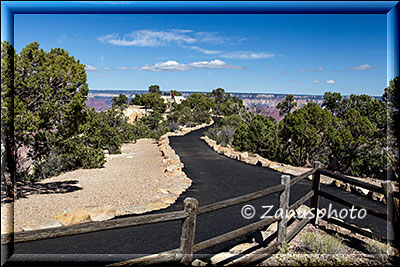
[315,167,398,243]
[2,162,398,266]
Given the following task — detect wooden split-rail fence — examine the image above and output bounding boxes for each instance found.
[1,161,398,266]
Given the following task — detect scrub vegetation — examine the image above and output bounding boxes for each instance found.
[1,41,399,201]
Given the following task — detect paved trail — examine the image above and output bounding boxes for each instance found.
[4,121,387,266]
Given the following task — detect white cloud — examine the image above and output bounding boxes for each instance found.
[98,33,119,43]
[221,51,277,59]
[189,59,244,69]
[85,59,244,73]
[141,60,190,72]
[301,68,313,72]
[140,59,244,72]
[86,65,135,72]
[98,30,281,63]
[187,45,277,60]
[194,31,227,44]
[189,46,221,55]
[84,64,98,72]
[348,64,376,70]
[313,80,335,84]
[300,67,324,72]
[98,29,227,47]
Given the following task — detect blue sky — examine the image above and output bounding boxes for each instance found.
[14,13,387,96]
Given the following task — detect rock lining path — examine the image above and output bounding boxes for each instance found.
[1,139,190,233]
[6,119,388,266]
[1,121,213,235]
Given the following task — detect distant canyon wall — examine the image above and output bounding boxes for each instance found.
[86,90,324,122]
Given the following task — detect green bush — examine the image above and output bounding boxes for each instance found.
[299,231,346,255]
[205,91,390,179]
[274,233,350,266]
[30,138,106,180]
[167,104,210,130]
[364,239,392,264]
[129,92,167,112]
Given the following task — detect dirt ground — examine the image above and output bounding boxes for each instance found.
[1,139,179,233]
[258,221,399,266]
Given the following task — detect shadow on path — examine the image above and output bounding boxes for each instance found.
[7,120,387,266]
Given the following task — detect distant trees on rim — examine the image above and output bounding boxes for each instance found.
[0,42,239,193]
[1,41,398,201]
[111,94,128,109]
[148,84,161,94]
[276,94,297,115]
[206,81,399,180]
[0,42,169,197]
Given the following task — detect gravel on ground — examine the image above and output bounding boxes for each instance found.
[1,139,178,233]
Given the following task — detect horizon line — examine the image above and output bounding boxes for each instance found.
[88,88,382,98]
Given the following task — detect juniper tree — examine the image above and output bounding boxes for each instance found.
[3,41,94,180]
[1,41,16,199]
[277,94,297,116]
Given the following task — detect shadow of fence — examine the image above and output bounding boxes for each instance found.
[1,163,398,266]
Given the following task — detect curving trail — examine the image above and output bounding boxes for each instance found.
[6,121,387,266]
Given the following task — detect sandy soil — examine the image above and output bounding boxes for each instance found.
[1,139,176,233]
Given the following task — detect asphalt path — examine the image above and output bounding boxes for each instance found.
[4,120,387,266]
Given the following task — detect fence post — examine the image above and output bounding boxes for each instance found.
[278,175,291,247]
[180,197,199,265]
[381,181,396,242]
[310,161,322,226]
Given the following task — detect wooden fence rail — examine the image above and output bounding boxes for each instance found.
[317,190,387,220]
[310,161,322,225]
[197,183,286,215]
[106,163,400,266]
[318,168,384,194]
[1,210,187,245]
[2,162,398,266]
[382,180,397,242]
[278,175,290,245]
[180,198,198,264]
[314,166,398,244]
